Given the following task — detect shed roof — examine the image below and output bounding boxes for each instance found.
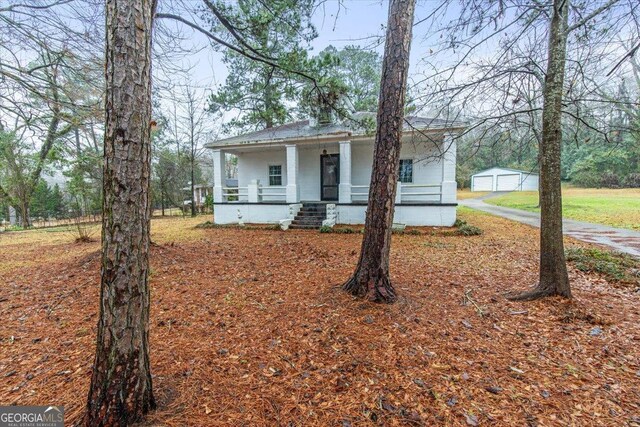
[472,167,539,176]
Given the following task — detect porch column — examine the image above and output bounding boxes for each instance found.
[441,132,457,203]
[212,149,225,203]
[339,140,352,203]
[285,144,299,203]
[248,180,261,203]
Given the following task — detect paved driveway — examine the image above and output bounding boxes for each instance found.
[460,194,640,257]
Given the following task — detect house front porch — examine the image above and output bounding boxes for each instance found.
[211,135,458,227]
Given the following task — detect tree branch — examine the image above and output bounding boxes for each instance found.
[607,40,640,76]
[567,0,620,33]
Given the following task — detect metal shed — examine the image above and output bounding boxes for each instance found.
[471,167,539,192]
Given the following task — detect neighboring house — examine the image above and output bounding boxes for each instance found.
[205,113,465,227]
[471,167,539,192]
[183,184,213,212]
[183,179,239,212]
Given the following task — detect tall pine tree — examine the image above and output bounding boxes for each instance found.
[206,0,317,132]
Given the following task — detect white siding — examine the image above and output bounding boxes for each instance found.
[337,204,456,226]
[351,141,444,202]
[214,204,289,224]
[215,203,456,226]
[237,149,287,201]
[236,139,446,202]
[521,173,539,191]
[237,149,287,187]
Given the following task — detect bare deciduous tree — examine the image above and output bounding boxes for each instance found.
[414,0,638,300]
[512,0,572,300]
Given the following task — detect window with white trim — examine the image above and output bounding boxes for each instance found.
[399,159,413,183]
[268,165,282,186]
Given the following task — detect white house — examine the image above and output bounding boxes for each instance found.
[182,184,213,212]
[471,167,539,192]
[205,113,465,228]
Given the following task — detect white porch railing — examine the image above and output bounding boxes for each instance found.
[220,182,443,203]
[349,183,442,203]
[220,184,288,202]
[399,183,442,203]
[259,185,287,201]
[350,185,370,202]
[222,186,248,202]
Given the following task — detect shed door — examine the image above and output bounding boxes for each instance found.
[496,174,520,191]
[472,175,493,191]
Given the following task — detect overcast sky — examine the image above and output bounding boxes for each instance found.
[160,1,443,92]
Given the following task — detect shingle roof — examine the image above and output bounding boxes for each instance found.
[206,112,466,148]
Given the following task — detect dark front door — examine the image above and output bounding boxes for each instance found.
[320,154,339,201]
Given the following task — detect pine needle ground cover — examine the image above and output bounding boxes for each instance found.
[485,188,640,230]
[1,213,639,426]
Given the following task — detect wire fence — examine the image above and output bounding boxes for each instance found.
[0,205,214,232]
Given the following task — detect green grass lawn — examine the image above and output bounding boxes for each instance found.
[457,189,489,200]
[485,188,640,230]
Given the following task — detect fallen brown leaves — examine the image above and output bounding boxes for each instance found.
[1,212,639,426]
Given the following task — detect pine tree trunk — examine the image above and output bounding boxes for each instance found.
[343,0,416,303]
[84,0,157,424]
[511,0,571,301]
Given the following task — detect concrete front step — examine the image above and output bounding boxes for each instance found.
[294,215,325,221]
[289,223,322,230]
[291,219,324,225]
[290,202,328,229]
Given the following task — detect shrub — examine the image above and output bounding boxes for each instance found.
[623,173,640,188]
[565,247,638,285]
[452,218,482,236]
[457,223,483,236]
[69,214,96,243]
[195,221,216,228]
[599,171,621,188]
[319,226,358,234]
[570,169,601,188]
[319,225,333,233]
[335,227,357,234]
[454,219,467,228]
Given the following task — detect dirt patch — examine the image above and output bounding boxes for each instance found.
[1,214,639,426]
